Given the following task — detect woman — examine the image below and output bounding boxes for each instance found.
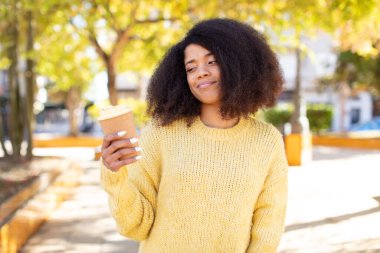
[100,18,288,253]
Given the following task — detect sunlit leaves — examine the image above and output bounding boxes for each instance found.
[2,0,379,101]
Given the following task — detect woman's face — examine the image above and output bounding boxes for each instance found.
[184,44,222,107]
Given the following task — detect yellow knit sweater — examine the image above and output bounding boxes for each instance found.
[100,116,288,253]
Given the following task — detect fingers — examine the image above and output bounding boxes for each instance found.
[104,146,142,165]
[101,131,138,152]
[102,137,139,158]
[101,131,142,172]
[103,155,142,172]
[101,131,130,151]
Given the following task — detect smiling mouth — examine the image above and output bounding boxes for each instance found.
[197,81,217,89]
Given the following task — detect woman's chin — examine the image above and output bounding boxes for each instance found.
[198,98,221,106]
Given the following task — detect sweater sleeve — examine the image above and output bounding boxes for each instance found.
[246,132,288,253]
[100,122,161,241]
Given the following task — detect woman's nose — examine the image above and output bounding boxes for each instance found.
[197,66,210,79]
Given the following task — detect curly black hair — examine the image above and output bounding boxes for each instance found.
[147,18,284,126]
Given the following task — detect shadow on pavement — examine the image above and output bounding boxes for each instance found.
[286,196,380,232]
[312,147,380,161]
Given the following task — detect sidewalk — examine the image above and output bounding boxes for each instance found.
[21,147,380,253]
[279,147,380,253]
[20,160,139,253]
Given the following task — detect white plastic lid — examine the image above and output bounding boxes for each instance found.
[97,104,131,121]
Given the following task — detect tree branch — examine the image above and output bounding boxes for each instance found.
[88,30,109,63]
[104,0,122,35]
[110,27,131,63]
[129,34,157,43]
[135,17,178,24]
[108,2,179,64]
[69,19,109,63]
[126,1,139,31]
[107,1,141,63]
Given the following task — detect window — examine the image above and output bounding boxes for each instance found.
[350,108,360,125]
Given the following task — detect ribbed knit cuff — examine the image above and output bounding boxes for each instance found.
[100,159,128,186]
[100,160,138,207]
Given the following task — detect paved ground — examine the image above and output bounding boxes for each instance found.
[21,146,380,253]
[279,147,380,253]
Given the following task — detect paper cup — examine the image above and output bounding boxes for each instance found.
[98,105,139,159]
[98,104,138,139]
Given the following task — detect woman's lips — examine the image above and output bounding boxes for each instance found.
[197,81,217,89]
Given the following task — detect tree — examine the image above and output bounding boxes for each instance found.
[36,22,100,136]
[333,1,380,95]
[331,51,380,95]
[333,0,380,56]
[61,1,189,105]
[0,0,35,160]
[0,0,77,158]
[24,6,36,158]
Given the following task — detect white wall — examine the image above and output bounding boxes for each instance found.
[278,32,337,91]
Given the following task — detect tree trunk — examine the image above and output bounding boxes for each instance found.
[338,82,350,132]
[25,9,35,159]
[107,60,118,105]
[137,72,144,99]
[375,49,380,95]
[8,0,24,160]
[65,87,81,136]
[290,46,309,134]
[0,107,9,156]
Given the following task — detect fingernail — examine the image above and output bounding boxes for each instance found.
[134,146,142,152]
[135,155,142,160]
[130,137,138,144]
[117,131,127,137]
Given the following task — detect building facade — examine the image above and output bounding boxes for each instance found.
[278,32,376,132]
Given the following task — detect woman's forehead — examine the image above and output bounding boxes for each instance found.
[184,44,214,64]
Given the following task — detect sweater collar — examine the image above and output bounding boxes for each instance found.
[191,116,250,141]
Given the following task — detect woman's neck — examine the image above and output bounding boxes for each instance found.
[200,104,239,129]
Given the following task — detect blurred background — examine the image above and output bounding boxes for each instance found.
[0,0,379,253]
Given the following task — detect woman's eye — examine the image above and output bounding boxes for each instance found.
[209,60,217,65]
[186,67,195,73]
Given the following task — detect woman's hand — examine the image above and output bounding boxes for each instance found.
[101,131,142,172]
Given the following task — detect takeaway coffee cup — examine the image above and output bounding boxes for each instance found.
[98,104,138,139]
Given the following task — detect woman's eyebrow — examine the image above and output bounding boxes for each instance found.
[185,52,214,66]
